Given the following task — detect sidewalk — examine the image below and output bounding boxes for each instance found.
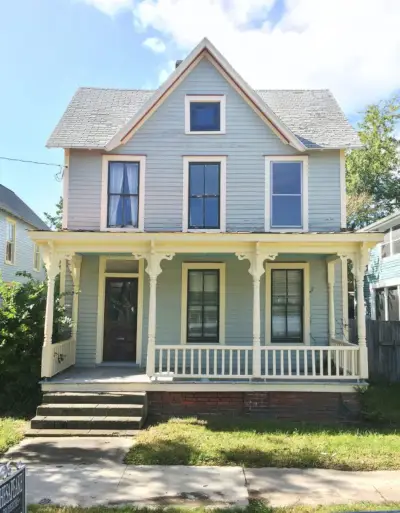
[5,437,400,508]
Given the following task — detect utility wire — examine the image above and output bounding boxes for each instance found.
[0,156,65,181]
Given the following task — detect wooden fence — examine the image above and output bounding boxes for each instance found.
[349,319,400,382]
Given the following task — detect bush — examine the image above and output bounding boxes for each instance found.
[0,272,71,416]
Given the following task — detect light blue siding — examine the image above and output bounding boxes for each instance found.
[0,211,45,282]
[67,57,342,233]
[75,253,332,367]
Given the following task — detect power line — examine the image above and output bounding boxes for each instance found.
[0,156,64,168]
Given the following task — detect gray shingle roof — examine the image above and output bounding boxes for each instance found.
[47,87,360,150]
[0,185,49,230]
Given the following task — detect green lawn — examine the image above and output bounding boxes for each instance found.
[125,416,400,470]
[29,500,400,513]
[0,417,27,455]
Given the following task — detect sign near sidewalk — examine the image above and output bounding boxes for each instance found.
[0,465,26,513]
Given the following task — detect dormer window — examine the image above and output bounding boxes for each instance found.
[185,95,226,134]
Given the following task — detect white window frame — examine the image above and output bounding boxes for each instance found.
[371,279,400,321]
[180,262,226,345]
[265,156,309,232]
[100,155,145,232]
[5,218,16,265]
[185,95,226,135]
[380,227,400,260]
[182,156,226,232]
[265,262,311,345]
[33,243,41,272]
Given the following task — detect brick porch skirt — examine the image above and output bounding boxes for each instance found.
[148,391,361,423]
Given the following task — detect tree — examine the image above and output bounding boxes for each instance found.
[0,272,71,415]
[44,196,63,230]
[346,97,400,229]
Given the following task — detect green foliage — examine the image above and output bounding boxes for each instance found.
[44,196,63,231]
[346,96,400,229]
[0,272,71,415]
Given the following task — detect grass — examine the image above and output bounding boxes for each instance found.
[359,382,400,424]
[0,417,27,455]
[28,501,400,513]
[125,416,400,470]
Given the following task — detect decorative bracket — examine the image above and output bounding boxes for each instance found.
[133,242,175,280]
[236,243,277,280]
[67,254,82,293]
[41,243,63,281]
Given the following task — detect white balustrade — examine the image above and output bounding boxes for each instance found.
[153,343,360,380]
[50,337,76,377]
[155,345,253,379]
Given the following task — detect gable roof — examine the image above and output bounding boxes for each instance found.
[359,210,400,233]
[0,185,49,230]
[47,38,361,151]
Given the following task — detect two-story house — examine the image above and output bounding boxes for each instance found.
[361,211,400,320]
[29,39,382,434]
[0,184,47,282]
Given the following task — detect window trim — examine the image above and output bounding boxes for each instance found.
[100,155,145,232]
[183,156,226,232]
[265,156,309,232]
[180,262,226,344]
[185,95,226,135]
[371,280,400,321]
[33,243,41,272]
[5,218,16,265]
[265,262,310,345]
[380,226,400,260]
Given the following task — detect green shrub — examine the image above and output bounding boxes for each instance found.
[0,272,71,416]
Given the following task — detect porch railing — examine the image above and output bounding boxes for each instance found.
[154,343,361,380]
[50,337,76,377]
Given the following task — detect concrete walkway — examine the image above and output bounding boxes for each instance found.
[5,437,400,508]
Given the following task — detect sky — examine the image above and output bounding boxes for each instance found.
[0,0,399,220]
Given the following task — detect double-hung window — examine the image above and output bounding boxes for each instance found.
[185,95,226,134]
[266,157,308,231]
[181,263,226,344]
[33,243,41,272]
[101,156,145,231]
[381,225,400,258]
[183,156,226,231]
[5,219,15,265]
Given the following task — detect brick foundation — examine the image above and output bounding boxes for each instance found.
[148,391,361,423]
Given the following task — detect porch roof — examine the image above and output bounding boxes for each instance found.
[29,229,383,256]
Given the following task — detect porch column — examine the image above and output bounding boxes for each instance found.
[237,244,277,378]
[352,244,369,379]
[41,246,62,378]
[327,260,335,341]
[134,245,175,378]
[67,255,82,347]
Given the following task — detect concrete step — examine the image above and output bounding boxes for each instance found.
[42,392,146,405]
[37,403,144,417]
[25,428,140,437]
[31,415,144,430]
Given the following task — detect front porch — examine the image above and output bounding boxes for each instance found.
[30,231,382,392]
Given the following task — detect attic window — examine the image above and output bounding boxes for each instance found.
[185,95,226,134]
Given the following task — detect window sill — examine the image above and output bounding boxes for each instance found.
[381,254,400,262]
[185,229,224,233]
[185,131,225,135]
[267,228,306,233]
[4,260,15,266]
[101,227,143,232]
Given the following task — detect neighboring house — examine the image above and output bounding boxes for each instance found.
[0,184,48,282]
[29,38,382,434]
[361,211,400,320]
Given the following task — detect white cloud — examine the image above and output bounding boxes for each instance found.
[79,0,132,15]
[143,36,166,53]
[79,0,400,113]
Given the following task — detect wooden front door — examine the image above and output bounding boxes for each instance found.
[103,278,138,362]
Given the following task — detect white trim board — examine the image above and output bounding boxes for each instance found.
[100,155,146,232]
[265,262,311,345]
[265,155,309,232]
[62,149,70,230]
[182,156,227,232]
[184,95,226,134]
[340,149,346,229]
[180,262,226,344]
[95,256,144,365]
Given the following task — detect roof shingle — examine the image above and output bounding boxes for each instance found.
[0,185,49,230]
[47,87,360,150]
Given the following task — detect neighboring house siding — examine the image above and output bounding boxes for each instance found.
[0,212,45,282]
[75,253,333,367]
[66,58,342,233]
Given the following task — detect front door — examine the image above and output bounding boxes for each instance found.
[103,278,138,362]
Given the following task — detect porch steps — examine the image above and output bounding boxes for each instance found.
[28,392,147,436]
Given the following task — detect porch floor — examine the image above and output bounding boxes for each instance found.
[41,365,364,392]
